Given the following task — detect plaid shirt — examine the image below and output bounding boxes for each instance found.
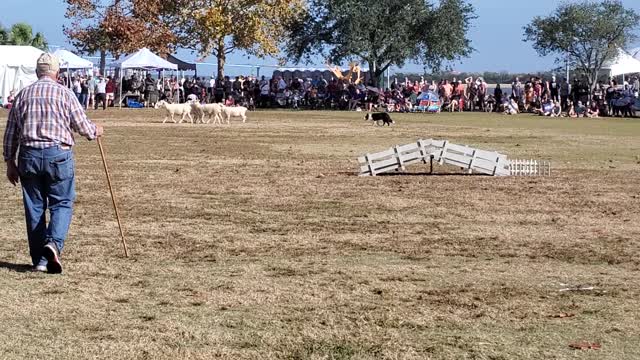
[3,77,97,162]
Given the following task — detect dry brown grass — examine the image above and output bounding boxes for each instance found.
[1,108,639,359]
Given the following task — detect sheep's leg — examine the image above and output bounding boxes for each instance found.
[226,114,231,124]
[178,113,184,124]
[241,114,246,123]
[188,113,194,124]
[163,115,168,124]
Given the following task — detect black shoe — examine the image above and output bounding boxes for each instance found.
[43,243,63,274]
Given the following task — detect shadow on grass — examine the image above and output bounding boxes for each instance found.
[0,261,33,273]
[377,172,483,177]
[338,171,483,177]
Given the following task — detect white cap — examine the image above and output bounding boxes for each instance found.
[36,53,60,74]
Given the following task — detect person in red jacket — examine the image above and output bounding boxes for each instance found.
[105,76,116,107]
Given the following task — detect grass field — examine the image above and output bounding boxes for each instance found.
[1,108,639,359]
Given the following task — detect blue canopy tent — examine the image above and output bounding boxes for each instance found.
[415,91,441,113]
[417,91,439,102]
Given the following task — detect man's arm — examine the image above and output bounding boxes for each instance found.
[3,103,21,185]
[3,102,20,163]
[67,90,102,139]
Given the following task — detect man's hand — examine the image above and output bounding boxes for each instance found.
[6,161,19,186]
[95,124,104,138]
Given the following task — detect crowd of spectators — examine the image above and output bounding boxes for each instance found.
[56,73,116,110]
[158,73,639,117]
[4,70,638,118]
[506,75,639,118]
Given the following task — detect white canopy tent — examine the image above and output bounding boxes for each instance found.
[112,48,177,107]
[0,45,43,102]
[630,47,640,61]
[603,49,640,79]
[53,49,94,70]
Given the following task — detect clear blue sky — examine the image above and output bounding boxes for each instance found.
[2,0,639,75]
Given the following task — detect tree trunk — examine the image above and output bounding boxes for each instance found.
[99,50,107,76]
[375,69,385,88]
[217,40,225,80]
[367,60,384,88]
[587,68,599,103]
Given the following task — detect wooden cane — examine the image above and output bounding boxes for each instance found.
[97,137,129,257]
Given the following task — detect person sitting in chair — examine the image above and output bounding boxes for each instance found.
[587,102,599,118]
[5,90,16,109]
[575,101,587,117]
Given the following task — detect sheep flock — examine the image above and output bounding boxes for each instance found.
[155,100,248,125]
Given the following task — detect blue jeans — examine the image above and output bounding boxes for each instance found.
[79,93,87,108]
[18,146,76,267]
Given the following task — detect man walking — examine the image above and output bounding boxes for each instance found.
[3,53,103,274]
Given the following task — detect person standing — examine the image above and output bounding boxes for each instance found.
[105,76,115,107]
[560,78,571,111]
[494,84,503,112]
[550,76,559,102]
[259,77,270,108]
[3,53,103,273]
[477,78,487,111]
[87,75,96,109]
[512,77,523,102]
[95,76,107,110]
[144,74,157,106]
[80,77,89,109]
[208,76,215,103]
[171,77,180,103]
[571,79,580,107]
[72,76,81,99]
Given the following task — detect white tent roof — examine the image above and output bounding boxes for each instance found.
[0,45,44,66]
[630,47,640,61]
[53,49,94,70]
[113,48,177,70]
[0,45,43,101]
[603,49,640,76]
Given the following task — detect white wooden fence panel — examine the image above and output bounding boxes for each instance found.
[358,138,546,177]
[446,143,474,155]
[442,152,473,167]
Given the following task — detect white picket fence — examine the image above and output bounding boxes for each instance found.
[509,159,551,176]
[358,139,511,176]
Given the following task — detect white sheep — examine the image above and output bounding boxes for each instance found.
[201,103,224,124]
[189,102,206,124]
[221,105,248,124]
[188,102,224,124]
[155,100,194,124]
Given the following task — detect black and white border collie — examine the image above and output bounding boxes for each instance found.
[364,112,394,126]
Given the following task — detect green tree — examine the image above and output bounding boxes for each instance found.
[0,23,48,50]
[64,0,178,74]
[523,0,640,90]
[0,23,9,45]
[168,0,306,80]
[285,0,475,87]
